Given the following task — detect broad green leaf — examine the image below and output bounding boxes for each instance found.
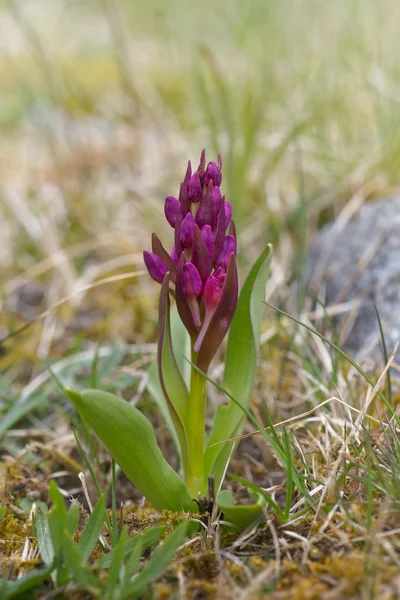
[78,494,106,560]
[205,244,272,489]
[230,474,284,521]
[216,489,265,530]
[66,388,196,513]
[155,276,191,481]
[158,275,189,423]
[171,304,192,389]
[147,303,191,459]
[121,521,188,599]
[35,508,54,567]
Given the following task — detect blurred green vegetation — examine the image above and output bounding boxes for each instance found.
[1,0,400,241]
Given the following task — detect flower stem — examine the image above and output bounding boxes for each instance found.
[185,347,207,497]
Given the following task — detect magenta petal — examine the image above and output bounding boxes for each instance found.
[216,234,236,271]
[212,187,222,227]
[212,197,226,262]
[187,171,203,203]
[200,225,214,259]
[143,251,168,284]
[196,254,238,370]
[164,196,180,228]
[204,155,222,187]
[197,149,206,184]
[228,219,237,244]
[179,212,196,249]
[175,253,198,337]
[196,180,215,229]
[224,201,232,229]
[183,262,203,298]
[191,225,212,284]
[171,245,179,265]
[178,163,192,211]
[203,271,226,311]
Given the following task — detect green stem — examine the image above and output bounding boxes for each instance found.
[185,347,207,497]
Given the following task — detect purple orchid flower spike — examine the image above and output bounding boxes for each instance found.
[143,149,238,365]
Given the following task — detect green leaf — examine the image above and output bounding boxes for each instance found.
[0,395,44,441]
[48,480,68,556]
[229,474,285,521]
[66,388,196,513]
[62,529,98,591]
[216,489,266,530]
[35,508,55,567]
[155,276,191,481]
[157,275,189,424]
[66,503,80,537]
[205,244,272,489]
[78,494,106,560]
[121,521,188,599]
[108,526,128,599]
[96,526,165,569]
[126,537,143,577]
[3,562,55,599]
[147,303,191,449]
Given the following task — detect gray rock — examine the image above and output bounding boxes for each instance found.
[308,197,400,361]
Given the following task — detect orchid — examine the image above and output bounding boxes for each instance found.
[67,151,272,527]
[143,150,238,495]
[144,150,237,368]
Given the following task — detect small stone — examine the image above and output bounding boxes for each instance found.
[308,197,400,361]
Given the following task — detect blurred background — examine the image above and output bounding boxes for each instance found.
[1,0,400,371]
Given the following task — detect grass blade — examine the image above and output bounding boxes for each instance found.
[78,494,106,561]
[121,522,188,599]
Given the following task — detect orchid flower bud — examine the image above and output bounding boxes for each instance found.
[194,269,226,352]
[164,196,180,228]
[195,181,215,229]
[203,269,226,311]
[143,251,168,284]
[187,171,203,203]
[224,201,232,229]
[216,235,236,271]
[179,212,196,249]
[197,149,206,184]
[204,155,222,187]
[200,225,214,259]
[213,187,222,225]
[182,262,203,327]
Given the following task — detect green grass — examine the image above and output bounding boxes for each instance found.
[1,0,400,597]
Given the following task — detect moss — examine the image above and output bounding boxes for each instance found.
[248,555,268,573]
[183,552,219,581]
[185,579,218,599]
[0,512,31,559]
